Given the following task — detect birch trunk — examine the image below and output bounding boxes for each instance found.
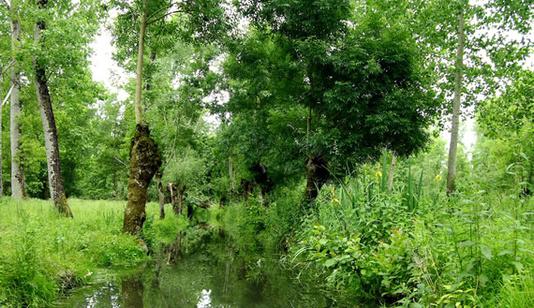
[34,0,72,217]
[10,18,25,199]
[447,10,465,195]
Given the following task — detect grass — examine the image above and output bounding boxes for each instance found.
[0,198,187,307]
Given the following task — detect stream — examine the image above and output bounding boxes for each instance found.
[56,252,332,308]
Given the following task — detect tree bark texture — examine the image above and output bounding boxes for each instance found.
[34,0,72,217]
[123,124,161,235]
[10,18,25,199]
[447,10,465,195]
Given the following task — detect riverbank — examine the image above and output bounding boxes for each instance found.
[0,198,186,306]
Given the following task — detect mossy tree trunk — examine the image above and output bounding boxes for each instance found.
[122,0,162,234]
[123,125,161,234]
[34,0,72,217]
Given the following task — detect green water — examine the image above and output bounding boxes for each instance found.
[56,253,332,308]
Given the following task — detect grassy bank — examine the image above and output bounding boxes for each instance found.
[0,198,186,307]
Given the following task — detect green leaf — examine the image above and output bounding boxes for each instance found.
[480,245,493,260]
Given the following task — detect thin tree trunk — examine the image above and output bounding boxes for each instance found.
[34,0,72,217]
[134,2,147,126]
[0,70,4,196]
[155,171,165,219]
[387,153,397,192]
[176,184,185,215]
[10,17,25,199]
[123,0,161,234]
[447,9,465,195]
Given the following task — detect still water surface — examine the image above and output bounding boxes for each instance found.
[57,253,331,308]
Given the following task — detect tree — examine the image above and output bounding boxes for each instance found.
[115,0,227,234]
[8,1,25,198]
[410,0,532,194]
[122,0,162,235]
[446,8,465,194]
[222,0,440,204]
[477,70,533,193]
[33,0,72,217]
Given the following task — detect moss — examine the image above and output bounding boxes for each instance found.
[123,124,162,235]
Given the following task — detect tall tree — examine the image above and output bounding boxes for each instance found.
[33,0,72,217]
[122,0,161,234]
[410,0,532,194]
[9,3,25,198]
[223,0,440,204]
[446,9,465,194]
[116,0,227,234]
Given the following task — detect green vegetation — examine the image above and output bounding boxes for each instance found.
[0,0,532,307]
[0,199,186,306]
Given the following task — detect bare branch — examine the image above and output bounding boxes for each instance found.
[1,60,15,76]
[2,85,14,106]
[147,9,184,25]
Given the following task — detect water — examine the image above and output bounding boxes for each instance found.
[56,253,331,308]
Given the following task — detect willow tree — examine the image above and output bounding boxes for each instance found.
[121,0,161,234]
[114,0,227,234]
[223,0,440,204]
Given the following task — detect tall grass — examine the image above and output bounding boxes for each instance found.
[0,198,185,307]
[287,156,534,306]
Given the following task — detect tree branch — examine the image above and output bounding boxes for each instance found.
[2,85,14,106]
[147,9,184,25]
[0,0,10,10]
[1,60,15,76]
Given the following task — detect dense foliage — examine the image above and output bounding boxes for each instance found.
[0,0,532,306]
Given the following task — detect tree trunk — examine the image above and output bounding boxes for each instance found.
[168,182,176,212]
[176,184,185,215]
[122,0,161,235]
[33,0,73,217]
[0,70,4,196]
[305,155,330,204]
[10,18,25,199]
[387,153,397,192]
[155,171,165,219]
[134,0,147,126]
[123,124,161,234]
[447,9,465,195]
